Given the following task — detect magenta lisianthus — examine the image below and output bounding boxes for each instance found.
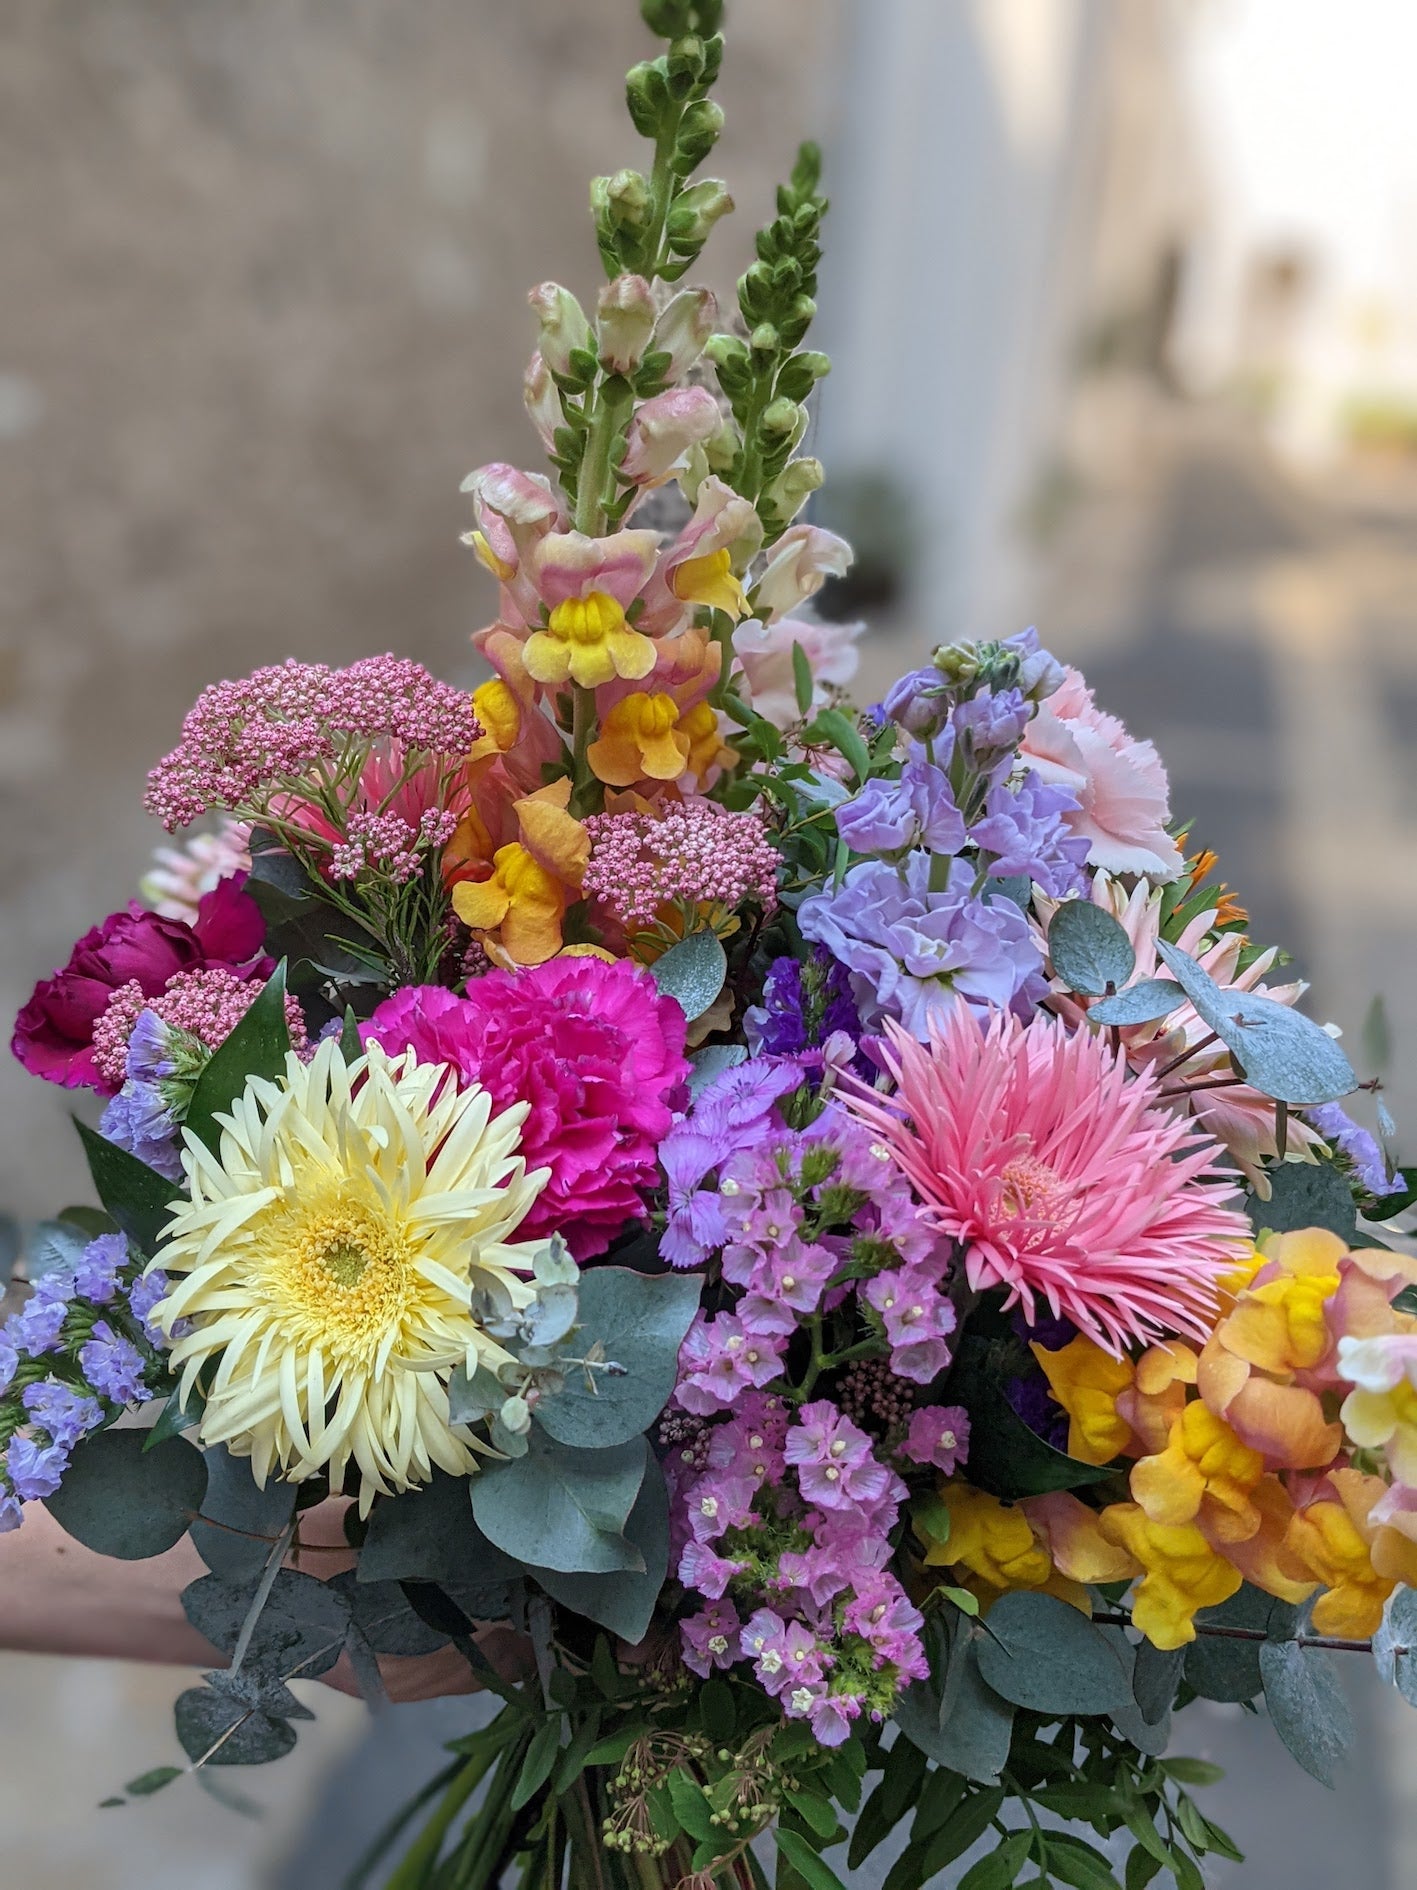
[12,874,270,1094]
[362,957,689,1260]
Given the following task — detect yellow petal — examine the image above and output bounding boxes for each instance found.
[452,878,510,930]
[606,625,658,681]
[523,631,571,686]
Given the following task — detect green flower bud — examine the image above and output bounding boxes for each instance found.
[665,177,734,248]
[625,60,668,138]
[749,321,779,356]
[673,99,725,174]
[593,169,653,232]
[759,396,805,445]
[527,281,591,378]
[597,273,657,372]
[762,455,824,524]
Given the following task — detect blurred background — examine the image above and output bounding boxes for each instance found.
[4,0,1417,1883]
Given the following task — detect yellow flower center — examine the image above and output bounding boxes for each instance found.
[279,1195,412,1356]
[547,590,626,647]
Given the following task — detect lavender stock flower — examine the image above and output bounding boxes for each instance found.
[835,760,967,859]
[969,769,1090,896]
[798,852,1044,1040]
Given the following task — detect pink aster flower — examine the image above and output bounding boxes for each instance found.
[839,1006,1249,1354]
[362,957,688,1260]
[1020,666,1184,879]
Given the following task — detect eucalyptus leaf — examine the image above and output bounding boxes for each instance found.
[528,1454,670,1642]
[471,1431,648,1574]
[651,930,728,1022]
[894,1631,1014,1783]
[1048,901,1136,998]
[973,1591,1131,1715]
[325,1570,449,1657]
[25,1218,91,1281]
[1087,979,1184,1027]
[1371,1587,1417,1704]
[184,964,292,1154]
[1246,1160,1356,1241]
[174,1684,296,1768]
[189,1446,297,1583]
[1186,1586,1298,1704]
[446,1362,509,1425]
[1259,1639,1352,1786]
[182,1569,348,1680]
[1102,1631,1173,1758]
[358,1469,519,1589]
[45,1429,206,1561]
[1155,941,1356,1104]
[204,1665,315,1725]
[688,1043,747,1096]
[73,1119,182,1256]
[534,1267,702,1449]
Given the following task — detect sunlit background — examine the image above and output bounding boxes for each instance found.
[4,1,1417,1883]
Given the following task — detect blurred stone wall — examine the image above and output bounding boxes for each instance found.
[0,0,840,1222]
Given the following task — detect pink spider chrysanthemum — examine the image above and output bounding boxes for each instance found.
[837,1006,1250,1355]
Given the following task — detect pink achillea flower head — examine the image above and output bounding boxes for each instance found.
[581,798,779,938]
[91,969,308,1090]
[838,1007,1249,1354]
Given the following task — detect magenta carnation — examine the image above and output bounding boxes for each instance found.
[362,958,689,1259]
[11,875,270,1094]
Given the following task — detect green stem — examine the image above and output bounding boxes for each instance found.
[382,1740,504,1890]
[566,1773,611,1890]
[570,685,601,817]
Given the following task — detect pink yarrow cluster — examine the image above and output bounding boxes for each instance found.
[144,655,481,831]
[91,968,309,1088]
[582,799,779,933]
[329,807,462,884]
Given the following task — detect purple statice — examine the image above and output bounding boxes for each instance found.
[835,760,967,860]
[6,1435,69,1502]
[0,1332,17,1396]
[100,1082,185,1181]
[901,1404,971,1474]
[969,769,1090,898]
[799,851,1044,1043]
[98,1009,201,1181]
[681,1598,742,1678]
[863,1262,958,1384]
[658,1057,806,1267]
[749,949,862,1063]
[679,1538,748,1600]
[71,1234,127,1306]
[741,1610,832,1698]
[21,1381,104,1449]
[1004,1304,1075,1448]
[7,1295,67,1360]
[0,1490,21,1533]
[785,1402,899,1511]
[128,1268,176,1347]
[79,1322,151,1404]
[675,1313,785,1415]
[881,668,955,743]
[1308,1103,1403,1198]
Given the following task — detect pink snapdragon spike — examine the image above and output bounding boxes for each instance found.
[618,386,722,487]
[748,522,852,621]
[1021,666,1184,879]
[460,462,566,628]
[732,613,865,729]
[838,1006,1250,1355]
[581,798,779,935]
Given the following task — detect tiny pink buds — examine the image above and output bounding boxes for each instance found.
[527,281,591,378]
[620,387,723,487]
[651,287,718,381]
[597,274,658,373]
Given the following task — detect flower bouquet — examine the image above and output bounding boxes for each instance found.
[11,5,1417,1887]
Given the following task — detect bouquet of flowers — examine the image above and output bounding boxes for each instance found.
[11,5,1417,1886]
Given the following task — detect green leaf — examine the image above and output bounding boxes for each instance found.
[534,1266,702,1448]
[1125,1847,1164,1890]
[688,1043,747,1096]
[791,638,814,716]
[145,1382,205,1451]
[959,1831,1033,1890]
[124,1766,183,1799]
[921,1785,1006,1876]
[1372,1585,1417,1704]
[945,1336,1115,1497]
[808,706,871,786]
[471,1431,648,1574]
[1155,940,1356,1104]
[1161,1757,1226,1787]
[73,1119,182,1256]
[173,1684,296,1768]
[512,1717,564,1811]
[45,1429,206,1560]
[359,1469,518,1590]
[774,1827,849,1890]
[182,1569,348,1680]
[894,1631,1014,1784]
[1259,1639,1353,1786]
[527,1451,670,1641]
[1087,979,1182,1026]
[184,964,292,1154]
[1045,1833,1123,1889]
[189,1445,297,1584]
[55,1204,118,1240]
[339,1006,363,1064]
[788,1789,841,1843]
[973,1592,1131,1716]
[1247,1159,1356,1240]
[667,1768,716,1843]
[1048,901,1136,997]
[651,929,727,1022]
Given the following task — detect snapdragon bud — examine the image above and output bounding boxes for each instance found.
[528,282,591,378]
[666,177,734,249]
[620,386,722,486]
[652,287,718,380]
[674,99,725,174]
[593,168,653,233]
[523,351,560,452]
[758,396,806,447]
[762,455,824,525]
[597,274,657,373]
[625,60,669,138]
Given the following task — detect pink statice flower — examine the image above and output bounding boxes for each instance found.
[675,1312,785,1415]
[863,1261,958,1384]
[902,1404,971,1475]
[839,1006,1249,1354]
[786,1401,901,1512]
[680,1599,742,1678]
[1020,666,1184,879]
[363,957,688,1260]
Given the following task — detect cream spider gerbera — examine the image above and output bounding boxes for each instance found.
[153,1036,549,1510]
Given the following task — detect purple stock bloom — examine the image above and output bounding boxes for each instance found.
[951,685,1031,759]
[835,760,967,859]
[882,667,954,742]
[22,1380,104,1448]
[843,1577,929,1673]
[7,1295,67,1360]
[79,1322,150,1404]
[902,1404,971,1475]
[970,769,1090,897]
[1003,626,1065,703]
[6,1435,69,1502]
[1308,1103,1402,1197]
[808,1692,863,1746]
[680,1599,742,1677]
[0,1332,17,1395]
[684,1469,758,1542]
[798,852,1044,1042]
[72,1234,128,1306]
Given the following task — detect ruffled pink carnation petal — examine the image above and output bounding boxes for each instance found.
[363,958,689,1260]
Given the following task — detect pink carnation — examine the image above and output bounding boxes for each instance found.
[731,616,863,730]
[12,875,270,1094]
[362,958,689,1259]
[1020,667,1183,879]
